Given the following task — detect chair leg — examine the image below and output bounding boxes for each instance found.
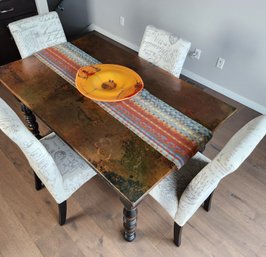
[204,191,214,212]
[58,201,67,226]
[174,222,183,247]
[34,173,44,191]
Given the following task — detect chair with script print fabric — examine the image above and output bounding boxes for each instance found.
[0,98,96,225]
[139,25,191,78]
[149,115,266,246]
[8,11,66,58]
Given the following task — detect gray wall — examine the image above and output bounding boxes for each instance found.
[57,0,266,112]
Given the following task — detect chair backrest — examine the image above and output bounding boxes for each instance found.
[0,98,65,201]
[175,115,266,226]
[138,25,191,78]
[8,11,67,58]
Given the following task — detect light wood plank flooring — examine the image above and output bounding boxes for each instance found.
[0,84,265,257]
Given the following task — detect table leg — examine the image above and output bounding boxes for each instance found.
[21,104,41,139]
[123,205,138,242]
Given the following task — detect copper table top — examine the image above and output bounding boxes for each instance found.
[0,31,235,207]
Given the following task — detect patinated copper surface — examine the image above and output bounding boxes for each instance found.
[0,31,235,207]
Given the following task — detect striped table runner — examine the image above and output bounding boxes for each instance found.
[34,42,212,169]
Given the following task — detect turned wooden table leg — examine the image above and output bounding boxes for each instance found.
[123,206,138,242]
[21,104,41,139]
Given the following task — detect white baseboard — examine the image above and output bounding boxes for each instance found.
[89,24,266,114]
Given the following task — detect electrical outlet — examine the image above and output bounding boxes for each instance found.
[190,48,201,60]
[119,16,125,26]
[216,57,225,69]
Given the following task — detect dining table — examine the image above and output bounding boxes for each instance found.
[0,31,235,242]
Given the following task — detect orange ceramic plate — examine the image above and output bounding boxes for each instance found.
[75,64,144,102]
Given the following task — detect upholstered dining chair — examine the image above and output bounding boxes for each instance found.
[149,115,266,246]
[8,11,66,59]
[138,25,191,78]
[0,98,96,225]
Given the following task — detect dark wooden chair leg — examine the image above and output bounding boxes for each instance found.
[58,201,67,225]
[204,191,214,212]
[174,222,183,247]
[34,173,44,191]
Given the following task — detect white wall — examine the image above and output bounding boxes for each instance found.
[84,0,266,113]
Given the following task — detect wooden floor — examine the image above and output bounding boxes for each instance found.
[0,84,265,257]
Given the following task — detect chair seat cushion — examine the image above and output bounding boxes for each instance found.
[40,132,96,200]
[149,152,210,218]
